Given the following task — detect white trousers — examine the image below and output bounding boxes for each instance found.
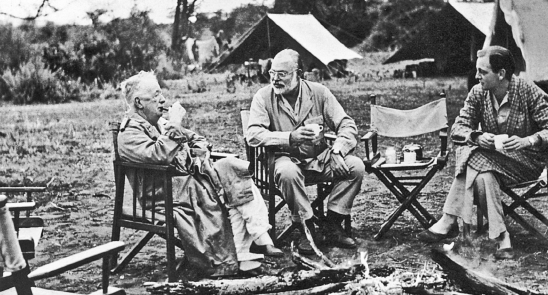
[228,185,273,255]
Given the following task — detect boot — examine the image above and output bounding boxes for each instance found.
[324,210,356,248]
[297,219,316,255]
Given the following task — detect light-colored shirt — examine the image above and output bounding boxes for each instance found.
[246,80,358,165]
[491,91,510,132]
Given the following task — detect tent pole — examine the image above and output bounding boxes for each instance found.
[266,14,272,58]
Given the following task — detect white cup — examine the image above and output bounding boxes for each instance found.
[403,152,417,163]
[494,134,509,150]
[385,147,397,164]
[305,124,324,136]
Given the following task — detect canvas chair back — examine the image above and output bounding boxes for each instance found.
[371,98,448,138]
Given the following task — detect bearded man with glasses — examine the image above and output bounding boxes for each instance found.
[247,49,365,254]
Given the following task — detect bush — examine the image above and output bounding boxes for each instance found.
[1,57,84,104]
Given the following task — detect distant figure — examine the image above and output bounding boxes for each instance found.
[192,40,199,63]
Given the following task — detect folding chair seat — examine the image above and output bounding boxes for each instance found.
[0,195,126,295]
[108,122,238,282]
[462,164,548,243]
[0,187,46,261]
[240,110,350,245]
[362,93,449,240]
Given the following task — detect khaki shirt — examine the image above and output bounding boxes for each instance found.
[247,80,358,172]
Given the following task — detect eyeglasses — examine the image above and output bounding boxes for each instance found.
[138,92,164,102]
[268,70,296,79]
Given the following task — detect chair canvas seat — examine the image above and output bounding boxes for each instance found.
[363,94,449,240]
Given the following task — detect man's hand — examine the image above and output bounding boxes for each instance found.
[475,132,495,149]
[503,135,530,151]
[331,153,350,178]
[290,126,316,146]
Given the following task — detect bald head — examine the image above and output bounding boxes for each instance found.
[272,49,300,70]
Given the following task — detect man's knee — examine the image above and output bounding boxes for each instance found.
[475,172,498,187]
[274,160,303,183]
[345,155,366,179]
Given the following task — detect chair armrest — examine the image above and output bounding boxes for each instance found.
[117,161,171,171]
[211,151,239,160]
[439,127,448,155]
[324,133,337,143]
[361,131,378,160]
[6,202,36,212]
[0,187,46,193]
[28,241,126,281]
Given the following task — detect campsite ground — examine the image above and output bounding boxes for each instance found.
[2,58,548,294]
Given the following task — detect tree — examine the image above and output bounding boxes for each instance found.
[171,0,200,53]
[0,0,59,20]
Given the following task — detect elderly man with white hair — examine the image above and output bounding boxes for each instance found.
[117,71,282,278]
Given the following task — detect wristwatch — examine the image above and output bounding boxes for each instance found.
[528,135,539,147]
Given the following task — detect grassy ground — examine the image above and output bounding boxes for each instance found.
[1,75,548,294]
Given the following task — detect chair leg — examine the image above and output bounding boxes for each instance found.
[476,206,484,234]
[344,215,352,237]
[111,232,155,274]
[503,202,548,243]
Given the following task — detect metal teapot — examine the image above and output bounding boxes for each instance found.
[402,144,423,160]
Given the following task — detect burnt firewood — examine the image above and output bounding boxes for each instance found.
[430,249,541,295]
[145,265,366,295]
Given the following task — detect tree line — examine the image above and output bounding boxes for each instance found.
[0,0,444,104]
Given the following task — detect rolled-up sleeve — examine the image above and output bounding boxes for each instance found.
[246,92,291,147]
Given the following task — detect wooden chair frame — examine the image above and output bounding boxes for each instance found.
[240,110,350,245]
[362,94,449,240]
[462,161,548,243]
[1,187,46,260]
[0,195,126,295]
[109,122,237,282]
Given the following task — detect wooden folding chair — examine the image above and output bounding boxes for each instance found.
[463,164,548,243]
[0,187,46,261]
[109,122,238,282]
[0,195,126,295]
[240,110,350,245]
[362,94,449,240]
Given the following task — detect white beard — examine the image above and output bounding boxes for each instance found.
[272,74,299,95]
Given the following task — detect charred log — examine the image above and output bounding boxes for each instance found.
[430,249,541,295]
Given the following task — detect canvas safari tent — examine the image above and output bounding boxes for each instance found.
[485,0,548,86]
[209,13,362,76]
[383,0,494,76]
[384,0,548,88]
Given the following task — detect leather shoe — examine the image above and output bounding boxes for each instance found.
[297,237,315,255]
[324,222,357,249]
[417,223,459,243]
[250,243,284,257]
[494,247,515,260]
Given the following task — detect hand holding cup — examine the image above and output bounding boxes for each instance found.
[494,134,509,150]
